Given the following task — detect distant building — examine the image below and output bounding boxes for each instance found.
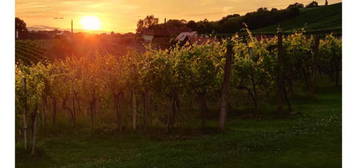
[142,34,154,43]
[141,26,192,49]
[175,31,197,41]
[175,31,198,45]
[175,31,215,45]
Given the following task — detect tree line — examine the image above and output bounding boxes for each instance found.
[136,1,325,35]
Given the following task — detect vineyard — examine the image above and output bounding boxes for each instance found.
[15,30,342,167]
[15,40,49,65]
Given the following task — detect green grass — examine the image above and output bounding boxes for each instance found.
[255,3,342,33]
[16,87,341,168]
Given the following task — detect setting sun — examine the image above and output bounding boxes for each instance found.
[80,16,101,31]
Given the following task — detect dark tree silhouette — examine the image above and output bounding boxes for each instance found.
[287,3,304,9]
[136,15,159,34]
[187,20,197,30]
[15,17,28,39]
[136,6,301,35]
[271,8,278,12]
[306,1,319,8]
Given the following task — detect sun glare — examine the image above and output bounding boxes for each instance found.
[80,16,101,31]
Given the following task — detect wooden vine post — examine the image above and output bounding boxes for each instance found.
[22,78,28,150]
[219,39,233,130]
[132,90,137,131]
[131,64,138,131]
[31,102,39,155]
[311,34,320,95]
[277,31,292,114]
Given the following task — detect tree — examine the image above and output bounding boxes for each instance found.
[257,7,269,13]
[187,20,197,30]
[136,15,159,34]
[15,17,28,39]
[287,3,304,9]
[271,8,278,12]
[306,1,319,8]
[220,14,241,23]
[165,19,187,28]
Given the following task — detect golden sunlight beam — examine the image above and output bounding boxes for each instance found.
[80,16,101,31]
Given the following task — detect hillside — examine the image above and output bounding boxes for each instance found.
[255,3,342,33]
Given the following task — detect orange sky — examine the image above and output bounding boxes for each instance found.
[16,0,342,33]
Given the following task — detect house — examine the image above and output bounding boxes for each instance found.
[140,25,192,49]
[174,31,217,45]
[175,31,198,42]
[142,34,154,43]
